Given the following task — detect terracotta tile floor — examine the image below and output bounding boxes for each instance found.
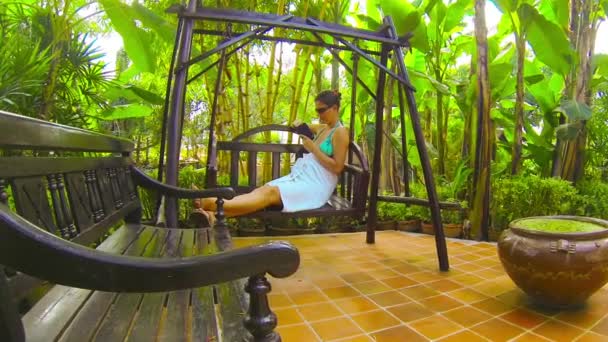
[233,231,608,341]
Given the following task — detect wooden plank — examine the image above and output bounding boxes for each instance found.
[71,202,141,246]
[95,169,116,216]
[247,151,257,187]
[65,172,95,232]
[57,227,159,342]
[10,177,56,234]
[126,228,177,342]
[207,225,249,341]
[0,110,134,153]
[92,228,170,342]
[156,230,189,342]
[23,225,143,342]
[230,151,239,189]
[218,141,305,154]
[191,229,218,341]
[215,279,251,341]
[0,157,130,178]
[271,152,281,180]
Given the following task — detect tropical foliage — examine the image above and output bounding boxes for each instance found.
[1,0,607,239]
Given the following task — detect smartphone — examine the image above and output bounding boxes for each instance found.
[294,123,314,139]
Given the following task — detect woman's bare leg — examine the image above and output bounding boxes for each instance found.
[201,185,282,217]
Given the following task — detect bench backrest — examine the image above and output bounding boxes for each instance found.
[0,111,140,298]
[207,124,369,214]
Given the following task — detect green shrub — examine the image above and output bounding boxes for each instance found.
[491,175,582,231]
[575,180,608,220]
[377,201,414,221]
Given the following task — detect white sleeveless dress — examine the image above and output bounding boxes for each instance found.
[266,125,340,212]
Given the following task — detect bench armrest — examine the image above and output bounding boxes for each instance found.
[131,166,236,200]
[0,204,299,292]
[343,164,364,175]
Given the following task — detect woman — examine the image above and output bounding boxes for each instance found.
[195,90,349,222]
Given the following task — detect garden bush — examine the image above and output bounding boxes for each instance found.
[491,175,582,231]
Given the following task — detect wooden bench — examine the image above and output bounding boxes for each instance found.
[0,111,299,342]
[206,124,370,220]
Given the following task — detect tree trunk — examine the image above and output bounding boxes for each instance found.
[553,0,595,182]
[470,0,492,241]
[511,31,526,175]
[435,72,445,175]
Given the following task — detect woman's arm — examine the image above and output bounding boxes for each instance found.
[302,127,349,174]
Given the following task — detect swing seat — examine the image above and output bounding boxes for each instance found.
[206,124,369,221]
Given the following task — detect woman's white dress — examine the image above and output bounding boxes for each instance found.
[266,125,340,212]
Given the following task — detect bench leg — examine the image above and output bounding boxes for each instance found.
[244,275,280,342]
[0,274,25,342]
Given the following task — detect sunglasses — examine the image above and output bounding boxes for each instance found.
[315,105,332,114]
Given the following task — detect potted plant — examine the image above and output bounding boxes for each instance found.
[498,216,608,308]
[396,205,421,232]
[376,201,398,230]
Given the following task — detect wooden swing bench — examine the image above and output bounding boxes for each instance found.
[0,111,299,342]
[206,124,370,221]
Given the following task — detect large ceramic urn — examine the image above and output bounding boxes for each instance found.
[498,216,608,308]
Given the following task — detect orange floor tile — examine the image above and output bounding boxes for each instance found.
[233,231,608,341]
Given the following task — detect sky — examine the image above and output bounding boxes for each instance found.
[94,4,607,73]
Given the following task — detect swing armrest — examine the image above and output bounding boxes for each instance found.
[130,166,236,200]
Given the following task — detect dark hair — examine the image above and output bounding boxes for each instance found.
[315,89,341,108]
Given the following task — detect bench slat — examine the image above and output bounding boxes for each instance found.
[23,225,144,342]
[216,279,251,341]
[272,152,281,179]
[92,229,170,341]
[0,110,133,153]
[10,177,57,234]
[218,141,305,153]
[0,157,130,178]
[191,230,219,341]
[57,227,158,342]
[126,229,187,342]
[65,172,95,232]
[248,151,257,187]
[156,230,188,342]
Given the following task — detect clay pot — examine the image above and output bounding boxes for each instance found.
[421,222,462,238]
[376,220,396,231]
[397,219,421,232]
[498,216,608,308]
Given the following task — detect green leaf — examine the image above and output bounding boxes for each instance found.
[128,86,164,105]
[556,122,583,141]
[447,0,471,35]
[99,0,156,73]
[518,4,574,76]
[557,100,592,121]
[538,0,569,30]
[104,85,163,105]
[409,70,451,95]
[489,0,519,13]
[131,3,176,44]
[379,0,421,34]
[100,104,154,120]
[594,54,608,77]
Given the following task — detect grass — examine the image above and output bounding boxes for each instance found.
[515,218,605,233]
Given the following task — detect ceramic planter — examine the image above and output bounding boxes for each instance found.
[397,219,421,232]
[376,220,396,231]
[421,222,462,238]
[498,216,608,308]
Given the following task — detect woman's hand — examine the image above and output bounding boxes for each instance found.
[301,136,318,153]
